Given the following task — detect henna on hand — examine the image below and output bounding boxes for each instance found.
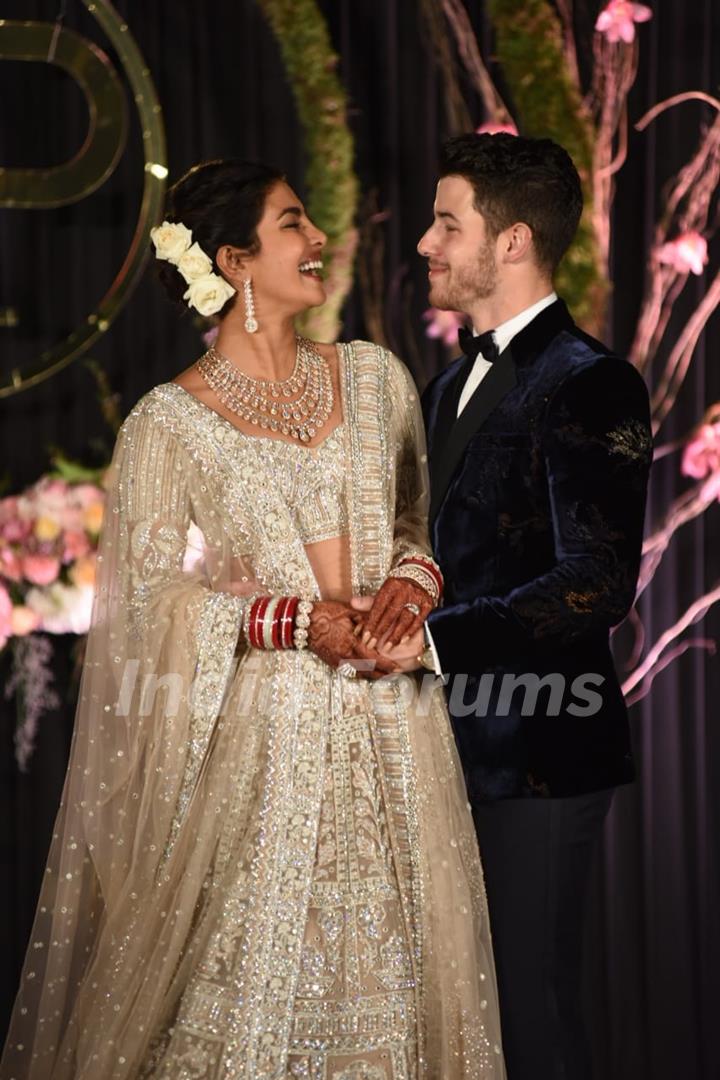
[358,578,433,649]
[307,600,397,680]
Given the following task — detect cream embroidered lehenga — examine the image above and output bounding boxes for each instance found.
[1,343,505,1080]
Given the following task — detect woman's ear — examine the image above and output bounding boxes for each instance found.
[215,244,250,285]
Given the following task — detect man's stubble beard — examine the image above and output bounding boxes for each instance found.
[430,241,497,312]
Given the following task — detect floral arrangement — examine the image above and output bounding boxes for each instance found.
[151,221,236,316]
[0,471,106,769]
[0,457,208,768]
[0,475,105,646]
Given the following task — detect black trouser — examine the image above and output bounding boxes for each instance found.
[472,789,613,1080]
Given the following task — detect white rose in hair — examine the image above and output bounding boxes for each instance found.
[177,242,213,284]
[183,273,236,316]
[150,220,192,262]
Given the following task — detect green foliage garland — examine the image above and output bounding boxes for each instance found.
[488,0,607,333]
[256,0,359,340]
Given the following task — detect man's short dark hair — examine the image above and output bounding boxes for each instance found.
[439,133,583,273]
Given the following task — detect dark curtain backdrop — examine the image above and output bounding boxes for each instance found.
[1,2,719,1078]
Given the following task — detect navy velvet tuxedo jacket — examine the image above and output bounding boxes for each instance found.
[423,299,653,801]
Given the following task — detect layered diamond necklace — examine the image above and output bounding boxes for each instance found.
[197,336,334,443]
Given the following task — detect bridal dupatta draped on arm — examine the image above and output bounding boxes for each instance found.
[1,343,504,1080]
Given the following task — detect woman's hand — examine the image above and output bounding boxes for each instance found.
[351,579,433,651]
[307,600,398,680]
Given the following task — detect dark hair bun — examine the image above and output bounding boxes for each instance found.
[155,159,284,315]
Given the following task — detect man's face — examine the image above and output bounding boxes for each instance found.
[417,175,498,312]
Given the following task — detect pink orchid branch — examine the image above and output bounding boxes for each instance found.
[636,97,720,233]
[419,0,472,133]
[555,0,582,92]
[624,638,717,707]
[653,435,688,461]
[636,472,719,598]
[635,91,720,133]
[651,269,720,431]
[596,102,629,182]
[641,272,689,375]
[642,479,715,554]
[622,584,720,698]
[440,0,514,126]
[630,101,720,372]
[621,602,646,672]
[591,38,640,271]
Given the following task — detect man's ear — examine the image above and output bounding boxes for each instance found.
[216,244,251,285]
[499,222,534,264]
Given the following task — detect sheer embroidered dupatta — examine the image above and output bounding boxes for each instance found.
[1,341,504,1080]
[342,346,505,1078]
[0,394,272,1079]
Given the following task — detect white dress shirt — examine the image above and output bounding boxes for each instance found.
[425,291,558,675]
[456,291,558,416]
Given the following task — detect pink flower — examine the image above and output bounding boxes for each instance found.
[681,422,720,480]
[0,496,31,544]
[657,231,708,276]
[595,1,652,43]
[71,483,104,508]
[68,554,96,588]
[0,546,23,582]
[0,582,12,647]
[63,530,91,562]
[423,308,467,348]
[10,605,41,637]
[22,554,61,586]
[34,515,62,543]
[82,502,104,535]
[22,477,69,518]
[476,122,519,136]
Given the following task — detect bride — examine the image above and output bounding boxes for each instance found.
[1,160,505,1079]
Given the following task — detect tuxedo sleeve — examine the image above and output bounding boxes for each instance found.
[426,356,653,673]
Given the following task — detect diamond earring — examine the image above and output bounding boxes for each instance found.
[243,278,258,334]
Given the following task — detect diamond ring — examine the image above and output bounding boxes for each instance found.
[337,662,357,679]
[403,602,421,616]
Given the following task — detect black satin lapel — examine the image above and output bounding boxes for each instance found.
[428,356,471,486]
[429,348,517,524]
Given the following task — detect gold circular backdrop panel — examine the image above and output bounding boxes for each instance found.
[0,0,167,397]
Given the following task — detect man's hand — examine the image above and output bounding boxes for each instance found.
[378,626,425,672]
[307,600,398,680]
[350,579,433,651]
[351,596,425,672]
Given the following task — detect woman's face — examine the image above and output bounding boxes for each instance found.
[240,181,328,319]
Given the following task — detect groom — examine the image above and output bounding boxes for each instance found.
[417,133,652,1078]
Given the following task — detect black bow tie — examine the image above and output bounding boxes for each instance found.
[458,325,500,364]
